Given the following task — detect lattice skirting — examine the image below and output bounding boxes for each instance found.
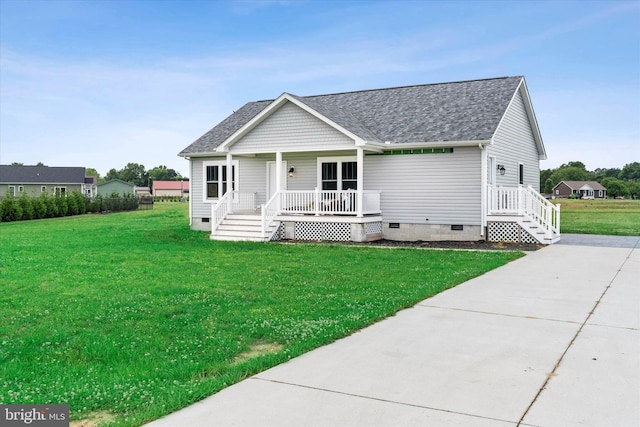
[294,222,351,241]
[488,222,538,243]
[272,220,383,242]
[270,223,286,241]
[365,221,382,235]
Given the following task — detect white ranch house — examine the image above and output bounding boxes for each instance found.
[179,76,560,244]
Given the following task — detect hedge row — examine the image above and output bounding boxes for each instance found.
[0,192,139,223]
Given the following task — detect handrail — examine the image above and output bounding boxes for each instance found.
[488,185,560,238]
[211,191,257,235]
[261,191,280,238]
[211,191,232,234]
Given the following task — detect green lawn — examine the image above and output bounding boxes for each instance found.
[555,199,640,236]
[0,204,522,426]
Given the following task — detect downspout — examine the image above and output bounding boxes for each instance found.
[480,143,487,237]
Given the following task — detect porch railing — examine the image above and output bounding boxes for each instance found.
[261,192,280,238]
[279,189,381,216]
[488,185,560,238]
[211,191,257,234]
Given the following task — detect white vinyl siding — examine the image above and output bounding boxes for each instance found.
[230,101,355,154]
[364,147,481,225]
[489,89,541,191]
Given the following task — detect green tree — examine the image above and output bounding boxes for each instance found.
[148,165,182,182]
[593,167,621,182]
[619,162,640,181]
[105,168,120,182]
[601,177,629,198]
[546,166,591,193]
[86,167,101,182]
[626,181,640,200]
[119,163,148,187]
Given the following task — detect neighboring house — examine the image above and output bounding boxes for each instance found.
[178,76,560,244]
[152,180,189,197]
[552,181,607,199]
[97,179,135,197]
[85,176,98,197]
[0,165,90,198]
[135,186,152,197]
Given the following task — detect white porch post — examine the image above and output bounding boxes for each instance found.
[357,147,364,217]
[276,151,282,212]
[226,152,233,213]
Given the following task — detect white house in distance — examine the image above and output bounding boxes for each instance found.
[178,76,560,244]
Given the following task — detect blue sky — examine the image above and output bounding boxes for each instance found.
[1,0,638,177]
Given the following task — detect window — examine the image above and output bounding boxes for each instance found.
[8,185,16,197]
[321,163,338,190]
[203,161,237,200]
[41,186,47,193]
[319,158,357,190]
[18,186,24,193]
[518,163,524,185]
[342,162,357,190]
[54,187,66,196]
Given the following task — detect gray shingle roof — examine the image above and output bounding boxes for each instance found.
[180,76,523,155]
[0,165,86,184]
[557,181,607,191]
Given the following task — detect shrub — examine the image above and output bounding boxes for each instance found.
[32,195,47,219]
[1,196,23,222]
[54,194,68,217]
[18,194,34,220]
[43,193,58,218]
[67,193,80,216]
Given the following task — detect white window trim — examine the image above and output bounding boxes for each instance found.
[54,186,67,195]
[41,186,47,193]
[8,185,16,197]
[317,156,357,190]
[202,160,239,203]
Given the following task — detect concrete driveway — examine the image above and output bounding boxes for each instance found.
[146,236,639,427]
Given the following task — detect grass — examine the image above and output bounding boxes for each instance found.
[555,199,640,236]
[0,204,523,426]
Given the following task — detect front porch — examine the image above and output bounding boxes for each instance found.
[210,189,382,242]
[208,186,561,244]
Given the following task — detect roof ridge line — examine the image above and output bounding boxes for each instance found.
[297,76,521,99]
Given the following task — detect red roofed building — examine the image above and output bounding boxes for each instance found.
[152,180,189,197]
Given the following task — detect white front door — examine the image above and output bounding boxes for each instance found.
[266,161,287,201]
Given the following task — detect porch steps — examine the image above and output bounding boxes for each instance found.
[521,218,562,244]
[488,214,561,245]
[210,214,278,242]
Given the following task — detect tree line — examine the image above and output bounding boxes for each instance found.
[11,162,187,188]
[88,163,187,187]
[540,161,640,199]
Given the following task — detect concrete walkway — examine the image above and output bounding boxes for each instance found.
[146,236,640,427]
